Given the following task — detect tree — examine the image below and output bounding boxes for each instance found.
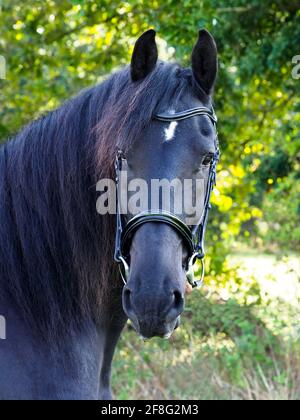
[1,0,299,256]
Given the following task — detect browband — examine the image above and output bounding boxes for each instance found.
[154,106,217,124]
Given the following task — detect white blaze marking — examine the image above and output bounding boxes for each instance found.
[164,121,178,142]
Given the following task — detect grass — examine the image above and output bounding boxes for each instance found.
[112,252,300,400]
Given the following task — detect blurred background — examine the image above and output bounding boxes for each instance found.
[0,0,299,400]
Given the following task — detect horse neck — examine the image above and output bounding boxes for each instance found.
[0,291,105,399]
[1,92,117,343]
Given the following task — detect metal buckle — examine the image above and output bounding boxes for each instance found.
[186,252,205,289]
[118,256,130,285]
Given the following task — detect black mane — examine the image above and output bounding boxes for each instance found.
[0,62,208,341]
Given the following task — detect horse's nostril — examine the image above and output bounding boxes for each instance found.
[122,288,141,335]
[173,290,184,312]
[165,290,184,324]
[123,288,132,310]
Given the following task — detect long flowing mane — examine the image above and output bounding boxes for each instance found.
[0,62,207,341]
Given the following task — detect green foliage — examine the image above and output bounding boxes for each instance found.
[259,174,300,250]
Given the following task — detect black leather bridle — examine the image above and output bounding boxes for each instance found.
[114,106,220,288]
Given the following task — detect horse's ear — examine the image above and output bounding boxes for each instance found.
[191,29,218,95]
[131,29,158,82]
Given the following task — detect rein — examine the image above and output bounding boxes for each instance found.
[114,106,220,288]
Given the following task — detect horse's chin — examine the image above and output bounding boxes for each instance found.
[133,317,181,341]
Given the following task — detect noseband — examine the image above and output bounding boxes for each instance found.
[114,106,220,288]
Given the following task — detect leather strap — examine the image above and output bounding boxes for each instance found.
[155,107,217,124]
[121,211,195,258]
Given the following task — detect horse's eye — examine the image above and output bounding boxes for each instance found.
[202,156,213,166]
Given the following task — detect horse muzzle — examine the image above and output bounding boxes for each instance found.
[122,283,184,339]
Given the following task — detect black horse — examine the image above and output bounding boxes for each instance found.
[0,29,218,400]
